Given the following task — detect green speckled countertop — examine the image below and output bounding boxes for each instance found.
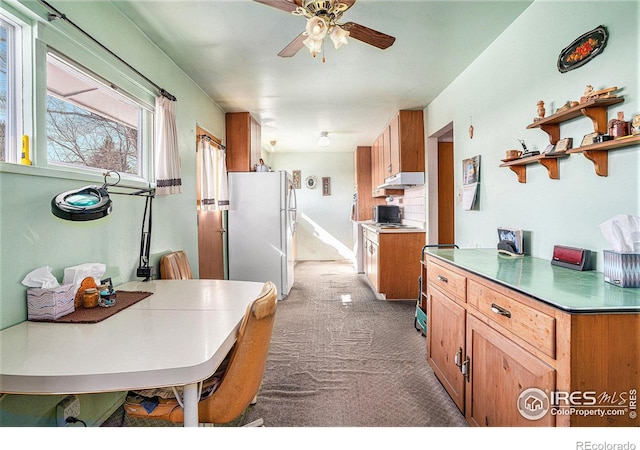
[425,248,640,313]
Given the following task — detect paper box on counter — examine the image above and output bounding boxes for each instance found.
[603,250,640,288]
[27,284,75,321]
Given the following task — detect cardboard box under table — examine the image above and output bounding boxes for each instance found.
[603,250,640,288]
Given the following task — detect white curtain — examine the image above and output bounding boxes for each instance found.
[155,96,181,195]
[198,137,229,211]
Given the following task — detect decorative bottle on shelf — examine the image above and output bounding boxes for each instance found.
[536,100,545,121]
[608,112,629,138]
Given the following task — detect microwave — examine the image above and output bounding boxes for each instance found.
[372,205,401,224]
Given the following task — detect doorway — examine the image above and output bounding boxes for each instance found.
[196,126,226,279]
[427,123,455,245]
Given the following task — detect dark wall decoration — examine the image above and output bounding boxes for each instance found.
[557,25,608,73]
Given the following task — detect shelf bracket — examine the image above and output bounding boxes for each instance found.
[581,150,608,176]
[539,123,560,145]
[538,158,560,179]
[508,165,526,183]
[581,106,609,134]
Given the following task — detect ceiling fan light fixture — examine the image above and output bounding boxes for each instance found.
[330,25,349,49]
[318,131,331,147]
[303,36,323,56]
[305,16,328,40]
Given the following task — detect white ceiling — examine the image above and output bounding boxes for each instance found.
[111,0,533,153]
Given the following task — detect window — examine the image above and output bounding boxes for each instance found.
[0,13,22,163]
[46,52,150,177]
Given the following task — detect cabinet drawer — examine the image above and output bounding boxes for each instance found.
[467,280,556,359]
[426,260,466,302]
[363,227,379,245]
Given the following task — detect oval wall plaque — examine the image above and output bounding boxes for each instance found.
[557,25,608,73]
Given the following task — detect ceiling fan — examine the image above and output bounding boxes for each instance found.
[254,0,396,60]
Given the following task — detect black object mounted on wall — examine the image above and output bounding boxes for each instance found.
[51,171,156,280]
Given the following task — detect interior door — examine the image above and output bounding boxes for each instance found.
[196,126,226,279]
[438,140,455,245]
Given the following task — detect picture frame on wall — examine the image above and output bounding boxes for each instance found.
[292,170,301,189]
[322,177,331,196]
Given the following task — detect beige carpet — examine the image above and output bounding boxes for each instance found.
[239,260,467,427]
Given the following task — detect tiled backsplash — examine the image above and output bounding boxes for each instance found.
[387,186,425,228]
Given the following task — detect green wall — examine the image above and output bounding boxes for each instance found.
[425,0,639,268]
[0,0,225,426]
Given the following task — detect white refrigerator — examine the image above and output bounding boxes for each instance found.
[228,171,297,300]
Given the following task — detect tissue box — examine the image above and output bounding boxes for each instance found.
[603,251,640,288]
[27,284,75,320]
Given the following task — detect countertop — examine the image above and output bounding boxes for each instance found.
[360,222,426,234]
[424,248,640,313]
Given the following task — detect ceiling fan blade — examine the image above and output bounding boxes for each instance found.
[341,0,357,11]
[253,0,299,13]
[278,32,306,57]
[341,22,396,50]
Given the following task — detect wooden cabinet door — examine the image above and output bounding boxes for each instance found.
[466,314,556,427]
[427,286,466,411]
[382,125,392,179]
[389,113,400,176]
[366,240,379,291]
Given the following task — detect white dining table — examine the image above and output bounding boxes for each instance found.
[0,279,265,427]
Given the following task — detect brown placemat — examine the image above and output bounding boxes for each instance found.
[31,291,153,324]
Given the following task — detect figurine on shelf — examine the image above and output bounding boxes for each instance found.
[581,85,619,102]
[608,111,630,138]
[632,113,640,136]
[534,100,545,121]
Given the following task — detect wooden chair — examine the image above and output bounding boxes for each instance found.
[124,281,278,426]
[160,251,194,279]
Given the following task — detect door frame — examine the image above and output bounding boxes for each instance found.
[426,121,455,245]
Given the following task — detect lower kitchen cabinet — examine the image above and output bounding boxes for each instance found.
[363,225,425,299]
[427,285,466,411]
[423,250,640,427]
[466,314,556,427]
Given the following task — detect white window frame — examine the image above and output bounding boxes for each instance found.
[1,11,25,164]
[0,4,155,186]
[45,49,152,180]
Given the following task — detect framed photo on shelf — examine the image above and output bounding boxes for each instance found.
[541,144,555,155]
[581,132,598,147]
[554,138,573,153]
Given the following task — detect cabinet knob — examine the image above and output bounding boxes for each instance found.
[437,274,448,283]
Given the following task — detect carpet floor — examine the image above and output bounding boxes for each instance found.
[105,259,467,427]
[239,260,467,427]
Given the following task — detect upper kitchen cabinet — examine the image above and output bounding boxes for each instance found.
[225,112,262,172]
[372,110,425,197]
[387,110,425,178]
[355,146,384,221]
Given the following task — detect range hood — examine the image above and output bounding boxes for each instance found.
[377,172,424,189]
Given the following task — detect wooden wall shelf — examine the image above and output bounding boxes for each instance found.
[526,97,624,144]
[566,134,640,176]
[500,153,570,183]
[503,95,639,181]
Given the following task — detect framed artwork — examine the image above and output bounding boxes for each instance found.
[581,132,598,147]
[553,138,573,154]
[292,170,301,189]
[557,25,608,73]
[305,176,318,189]
[322,177,331,196]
